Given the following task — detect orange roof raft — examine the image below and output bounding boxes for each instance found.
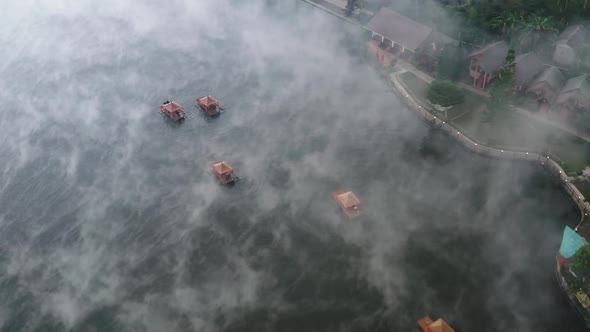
[211,161,236,184]
[160,100,185,122]
[332,190,362,218]
[418,316,455,332]
[197,96,221,116]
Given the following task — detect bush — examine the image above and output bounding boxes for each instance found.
[389,58,397,68]
[427,80,465,106]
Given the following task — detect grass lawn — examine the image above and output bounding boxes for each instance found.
[452,105,588,172]
[397,71,434,112]
[447,91,487,120]
[396,71,590,173]
[543,125,588,173]
[398,71,487,119]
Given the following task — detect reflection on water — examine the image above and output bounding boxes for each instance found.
[0,1,586,331]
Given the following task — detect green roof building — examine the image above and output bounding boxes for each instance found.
[559,226,587,259]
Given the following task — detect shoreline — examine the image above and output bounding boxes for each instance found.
[298,0,590,327]
[391,67,590,329]
[390,70,590,227]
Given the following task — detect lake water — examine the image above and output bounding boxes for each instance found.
[0,1,586,331]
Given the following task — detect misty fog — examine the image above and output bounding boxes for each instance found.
[0,1,585,331]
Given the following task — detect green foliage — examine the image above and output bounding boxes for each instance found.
[540,0,589,22]
[575,244,590,274]
[571,244,590,293]
[467,7,478,20]
[344,0,365,16]
[389,58,397,68]
[436,45,464,81]
[485,50,516,126]
[492,49,516,102]
[517,14,559,51]
[440,0,582,50]
[490,11,525,39]
[427,80,465,106]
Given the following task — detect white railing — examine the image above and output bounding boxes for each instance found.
[391,71,590,228]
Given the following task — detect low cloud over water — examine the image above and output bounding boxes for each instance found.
[0,1,585,331]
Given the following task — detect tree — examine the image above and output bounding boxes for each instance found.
[488,11,558,50]
[493,49,516,101]
[437,44,464,81]
[517,14,558,51]
[437,0,586,42]
[490,11,525,39]
[542,0,589,22]
[570,244,590,293]
[389,58,397,68]
[485,49,516,125]
[345,0,365,16]
[427,80,465,106]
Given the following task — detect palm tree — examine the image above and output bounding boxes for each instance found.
[518,15,558,51]
[490,11,524,39]
[556,0,589,12]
